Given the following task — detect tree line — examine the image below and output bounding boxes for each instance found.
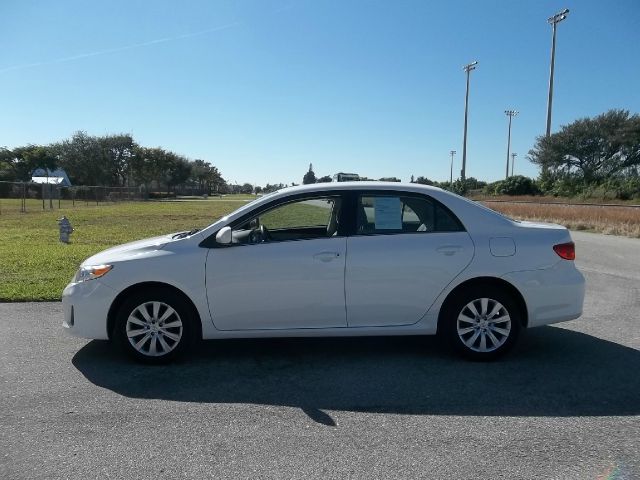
[0,131,225,194]
[3,109,638,199]
[412,110,640,199]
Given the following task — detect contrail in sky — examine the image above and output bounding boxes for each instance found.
[0,21,242,74]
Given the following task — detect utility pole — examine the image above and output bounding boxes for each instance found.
[461,61,478,182]
[505,110,518,179]
[511,152,517,177]
[449,150,456,186]
[546,8,569,137]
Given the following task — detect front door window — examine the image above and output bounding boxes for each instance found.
[233,196,342,244]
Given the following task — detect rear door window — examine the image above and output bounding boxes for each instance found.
[357,194,463,234]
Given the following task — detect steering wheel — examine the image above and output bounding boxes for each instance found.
[259,224,271,242]
[250,224,270,244]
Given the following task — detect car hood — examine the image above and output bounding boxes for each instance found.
[82,233,177,266]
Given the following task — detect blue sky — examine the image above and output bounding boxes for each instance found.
[1,0,639,185]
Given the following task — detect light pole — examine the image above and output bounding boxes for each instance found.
[505,110,518,179]
[461,61,478,182]
[511,152,517,177]
[546,8,569,137]
[449,150,456,186]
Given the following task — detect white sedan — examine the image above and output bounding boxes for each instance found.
[62,182,585,363]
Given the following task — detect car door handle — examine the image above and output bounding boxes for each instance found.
[313,252,341,262]
[436,245,462,256]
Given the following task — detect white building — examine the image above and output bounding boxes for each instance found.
[31,168,72,187]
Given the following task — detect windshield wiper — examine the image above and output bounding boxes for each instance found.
[172,228,200,239]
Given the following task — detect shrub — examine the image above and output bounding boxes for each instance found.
[483,176,539,196]
[148,191,176,200]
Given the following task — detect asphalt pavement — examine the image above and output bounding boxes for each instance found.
[1,230,638,479]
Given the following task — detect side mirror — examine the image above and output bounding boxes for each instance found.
[215,226,232,245]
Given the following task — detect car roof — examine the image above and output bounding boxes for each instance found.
[276,181,445,195]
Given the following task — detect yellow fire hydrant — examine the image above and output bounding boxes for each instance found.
[58,216,74,243]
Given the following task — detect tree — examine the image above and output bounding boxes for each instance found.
[414,176,435,186]
[1,146,26,181]
[134,147,167,188]
[192,159,210,191]
[464,177,486,190]
[316,175,332,183]
[20,146,59,207]
[205,165,225,194]
[212,170,225,193]
[303,163,316,184]
[129,146,151,189]
[0,147,12,180]
[263,183,285,193]
[166,155,192,192]
[379,177,401,182]
[54,131,105,185]
[190,159,225,194]
[450,179,468,196]
[99,134,136,186]
[240,183,253,194]
[4,145,55,181]
[528,109,640,185]
[0,147,14,196]
[23,146,58,177]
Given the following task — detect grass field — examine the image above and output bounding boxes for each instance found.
[483,202,640,238]
[0,198,251,301]
[1,195,638,301]
[471,194,640,205]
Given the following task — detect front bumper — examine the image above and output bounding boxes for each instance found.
[62,279,117,340]
[502,261,585,328]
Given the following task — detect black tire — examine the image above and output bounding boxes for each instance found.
[443,286,521,361]
[114,288,196,364]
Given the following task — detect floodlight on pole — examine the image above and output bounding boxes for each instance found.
[546,8,570,138]
[511,152,517,177]
[461,61,478,182]
[449,150,456,186]
[505,110,519,179]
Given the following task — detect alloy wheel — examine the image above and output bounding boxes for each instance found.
[125,301,183,357]
[456,297,512,353]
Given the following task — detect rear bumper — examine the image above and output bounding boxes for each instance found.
[62,280,116,340]
[502,261,585,328]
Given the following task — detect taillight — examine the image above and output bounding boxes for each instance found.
[553,242,575,260]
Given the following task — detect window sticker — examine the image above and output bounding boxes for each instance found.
[374,197,402,230]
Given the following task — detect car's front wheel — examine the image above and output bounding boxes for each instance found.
[114,289,196,364]
[445,286,521,360]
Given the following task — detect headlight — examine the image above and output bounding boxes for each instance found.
[74,265,113,283]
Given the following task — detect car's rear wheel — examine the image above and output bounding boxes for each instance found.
[445,286,521,360]
[114,289,195,364]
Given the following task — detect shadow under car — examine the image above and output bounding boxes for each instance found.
[72,326,640,422]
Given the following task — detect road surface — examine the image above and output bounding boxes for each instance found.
[1,231,638,479]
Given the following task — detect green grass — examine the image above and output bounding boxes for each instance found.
[0,198,250,301]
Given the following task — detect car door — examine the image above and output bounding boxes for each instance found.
[205,194,348,330]
[345,192,474,327]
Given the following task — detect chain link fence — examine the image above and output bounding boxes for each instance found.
[0,181,147,214]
